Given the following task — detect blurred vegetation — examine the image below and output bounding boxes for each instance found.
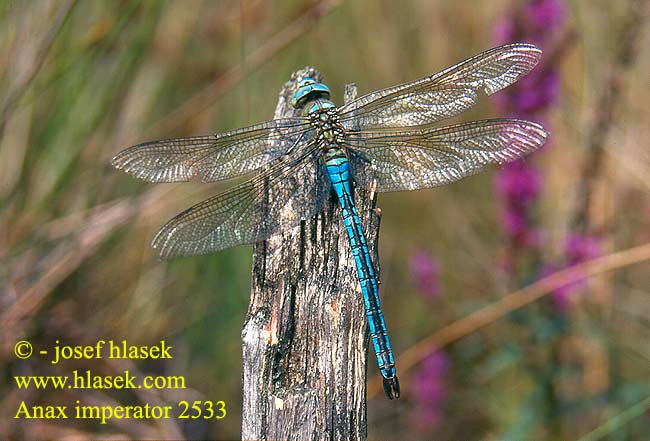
[1,0,649,440]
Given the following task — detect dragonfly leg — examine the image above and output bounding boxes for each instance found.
[284,130,307,155]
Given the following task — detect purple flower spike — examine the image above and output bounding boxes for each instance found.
[495,160,543,247]
[502,207,527,236]
[409,251,440,300]
[565,233,601,264]
[539,234,602,312]
[492,0,566,259]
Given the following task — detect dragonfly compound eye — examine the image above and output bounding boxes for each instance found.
[297,77,316,87]
[291,80,332,109]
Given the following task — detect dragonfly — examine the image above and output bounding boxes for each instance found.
[112,43,548,399]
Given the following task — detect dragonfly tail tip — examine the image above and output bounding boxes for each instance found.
[382,375,401,400]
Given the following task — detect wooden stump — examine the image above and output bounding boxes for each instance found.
[241,68,380,441]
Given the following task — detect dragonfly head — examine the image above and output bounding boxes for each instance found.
[291,77,331,109]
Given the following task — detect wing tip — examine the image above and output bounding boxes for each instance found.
[151,235,222,260]
[110,148,129,170]
[523,120,550,141]
[512,119,549,138]
[504,42,542,56]
[519,43,542,65]
[111,145,191,183]
[151,228,176,260]
[111,149,152,182]
[482,43,543,97]
[150,210,227,260]
[512,120,550,157]
[110,143,153,180]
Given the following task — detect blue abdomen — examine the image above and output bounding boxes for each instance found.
[325,155,399,398]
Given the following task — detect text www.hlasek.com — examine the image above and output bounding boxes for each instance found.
[14,369,185,390]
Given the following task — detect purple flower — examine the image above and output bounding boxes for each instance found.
[502,207,527,236]
[412,351,450,431]
[495,161,543,247]
[514,70,561,116]
[501,207,542,247]
[409,251,440,300]
[565,233,601,264]
[495,0,567,44]
[552,282,583,312]
[495,161,542,205]
[538,263,578,311]
[539,234,602,312]
[524,0,567,32]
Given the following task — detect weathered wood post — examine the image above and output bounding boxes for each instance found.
[241,68,380,440]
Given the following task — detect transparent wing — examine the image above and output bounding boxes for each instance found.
[111,117,310,183]
[151,143,330,259]
[346,119,548,193]
[338,43,541,130]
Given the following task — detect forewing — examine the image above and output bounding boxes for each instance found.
[151,143,329,258]
[339,44,541,130]
[347,119,548,192]
[111,117,310,183]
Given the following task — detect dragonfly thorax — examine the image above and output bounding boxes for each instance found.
[307,104,347,161]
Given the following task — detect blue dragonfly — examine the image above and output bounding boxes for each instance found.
[112,43,548,399]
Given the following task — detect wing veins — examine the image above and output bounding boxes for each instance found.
[346,119,548,192]
[338,43,541,129]
[151,141,325,258]
[112,117,310,183]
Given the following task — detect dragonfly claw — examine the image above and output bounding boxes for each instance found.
[382,375,401,399]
